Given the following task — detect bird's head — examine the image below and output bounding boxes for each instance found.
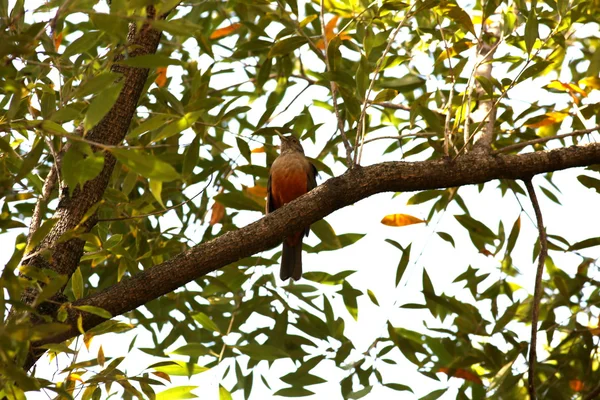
[276,131,304,154]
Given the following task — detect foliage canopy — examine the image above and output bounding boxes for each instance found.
[1,0,600,399]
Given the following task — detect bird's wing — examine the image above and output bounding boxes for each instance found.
[266,170,275,214]
[307,162,318,191]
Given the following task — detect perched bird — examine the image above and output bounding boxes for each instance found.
[266,133,318,281]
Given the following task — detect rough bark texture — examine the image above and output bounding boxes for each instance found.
[25,142,600,370]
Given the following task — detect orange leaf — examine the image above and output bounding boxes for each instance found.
[53,31,63,51]
[246,185,267,198]
[210,23,241,40]
[155,67,168,87]
[438,368,483,384]
[251,146,265,153]
[570,380,585,392]
[316,15,351,49]
[209,202,225,226]
[546,80,587,103]
[524,111,568,128]
[152,371,171,383]
[83,332,93,350]
[381,213,425,227]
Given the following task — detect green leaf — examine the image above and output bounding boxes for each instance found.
[367,289,379,306]
[192,312,220,332]
[455,214,496,239]
[447,5,476,36]
[578,175,600,193]
[422,267,434,294]
[310,219,341,249]
[377,75,426,92]
[171,343,212,357]
[524,8,538,54]
[437,232,455,247]
[518,61,551,82]
[156,386,197,400]
[214,191,263,212]
[236,344,288,361]
[63,31,102,58]
[268,36,307,58]
[149,179,165,208]
[420,389,446,400]
[26,218,57,254]
[506,216,521,256]
[84,82,123,131]
[111,148,180,182]
[219,385,232,400]
[373,89,398,103]
[151,361,209,376]
[153,111,203,142]
[339,280,362,321]
[72,267,84,300]
[395,243,411,286]
[73,305,112,319]
[16,138,44,181]
[273,387,314,397]
[568,237,600,251]
[128,115,172,139]
[72,72,121,99]
[119,54,184,68]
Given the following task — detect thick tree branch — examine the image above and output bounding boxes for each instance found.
[525,179,547,400]
[26,142,600,369]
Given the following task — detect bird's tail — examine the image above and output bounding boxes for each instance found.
[280,240,302,281]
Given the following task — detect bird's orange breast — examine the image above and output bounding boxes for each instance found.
[270,167,308,209]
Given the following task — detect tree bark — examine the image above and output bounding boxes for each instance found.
[25,141,600,370]
[14,7,165,371]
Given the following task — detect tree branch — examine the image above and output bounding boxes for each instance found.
[27,142,600,370]
[524,179,548,400]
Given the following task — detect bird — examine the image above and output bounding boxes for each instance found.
[266,133,318,281]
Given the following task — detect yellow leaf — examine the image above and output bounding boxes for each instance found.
[97,345,105,367]
[68,373,84,383]
[245,185,267,198]
[381,213,425,227]
[299,15,318,28]
[210,23,241,40]
[251,146,265,153]
[155,67,168,87]
[579,76,600,89]
[437,41,475,62]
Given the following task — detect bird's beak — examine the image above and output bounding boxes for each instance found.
[274,130,286,140]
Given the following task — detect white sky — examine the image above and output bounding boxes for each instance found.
[2,1,600,399]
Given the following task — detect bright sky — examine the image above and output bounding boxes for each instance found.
[2,1,600,399]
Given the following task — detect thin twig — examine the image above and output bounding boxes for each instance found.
[493,125,600,154]
[362,132,437,145]
[320,0,353,168]
[525,179,547,400]
[368,101,411,111]
[355,3,417,165]
[97,174,213,222]
[456,11,563,159]
[583,381,600,400]
[276,0,326,62]
[437,14,456,158]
